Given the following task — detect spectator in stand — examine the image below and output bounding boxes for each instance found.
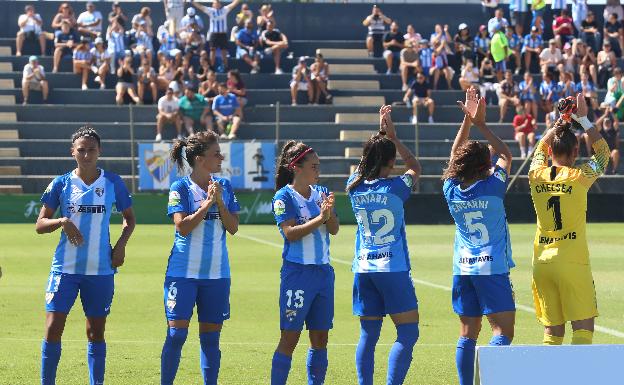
[604,13,624,57]
[576,70,599,112]
[200,70,219,102]
[506,25,522,74]
[169,68,185,98]
[539,39,563,77]
[158,56,176,90]
[558,71,577,98]
[164,0,185,32]
[490,23,510,82]
[227,69,247,120]
[91,37,110,90]
[605,0,624,22]
[213,83,241,139]
[404,71,435,124]
[231,3,253,42]
[137,58,158,104]
[459,59,480,91]
[77,2,103,39]
[602,67,623,109]
[576,39,598,85]
[290,57,313,105]
[512,104,536,158]
[132,7,154,37]
[430,24,454,61]
[383,22,405,75]
[419,39,433,79]
[454,23,475,66]
[52,21,78,73]
[551,0,568,12]
[431,39,454,90]
[108,2,128,29]
[73,37,93,90]
[498,69,520,122]
[553,9,575,47]
[16,5,46,57]
[179,84,213,134]
[260,21,288,74]
[479,58,497,102]
[198,55,212,81]
[51,3,77,32]
[488,8,509,37]
[184,66,201,91]
[134,21,154,64]
[22,56,48,105]
[580,11,601,53]
[519,71,538,118]
[572,0,588,32]
[596,109,620,174]
[474,25,491,65]
[115,55,140,105]
[400,42,421,91]
[482,0,500,19]
[539,71,560,113]
[531,0,547,34]
[236,20,260,74]
[562,42,577,75]
[598,41,617,88]
[509,0,529,37]
[156,87,183,141]
[363,5,392,57]
[522,26,542,73]
[310,53,331,104]
[157,20,179,59]
[106,16,126,71]
[178,7,204,42]
[192,0,242,71]
[256,4,275,34]
[404,24,422,49]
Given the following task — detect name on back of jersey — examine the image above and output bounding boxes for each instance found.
[534,183,573,194]
[450,199,489,213]
[352,193,388,206]
[539,232,577,244]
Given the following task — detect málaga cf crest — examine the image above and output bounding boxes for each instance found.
[145,149,173,182]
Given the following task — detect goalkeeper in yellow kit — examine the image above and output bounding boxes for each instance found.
[528,93,610,346]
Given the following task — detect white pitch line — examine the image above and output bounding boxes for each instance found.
[237,233,624,339]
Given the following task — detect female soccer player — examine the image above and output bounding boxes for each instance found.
[36,126,135,385]
[270,141,339,385]
[529,93,609,345]
[442,88,516,385]
[161,131,240,385]
[347,105,421,385]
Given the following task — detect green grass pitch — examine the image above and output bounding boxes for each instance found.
[1,223,623,384]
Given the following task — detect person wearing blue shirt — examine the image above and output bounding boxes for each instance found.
[36,126,135,385]
[235,19,260,73]
[347,105,421,385]
[443,88,516,385]
[161,131,240,385]
[270,141,339,385]
[522,26,543,73]
[212,83,241,140]
[539,72,560,114]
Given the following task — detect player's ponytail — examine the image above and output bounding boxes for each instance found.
[275,140,314,190]
[170,131,219,171]
[346,133,396,192]
[442,140,490,182]
[551,118,578,158]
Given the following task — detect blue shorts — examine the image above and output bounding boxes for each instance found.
[353,271,418,317]
[44,272,114,318]
[452,273,516,317]
[279,261,335,331]
[236,46,257,59]
[495,60,506,72]
[164,276,231,324]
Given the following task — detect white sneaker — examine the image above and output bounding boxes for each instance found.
[291,101,297,106]
[100,83,106,90]
[250,67,258,74]
[91,65,98,74]
[155,133,162,141]
[94,75,101,83]
[81,84,88,90]
[275,68,283,75]
[410,115,418,124]
[402,84,408,91]
[428,116,434,123]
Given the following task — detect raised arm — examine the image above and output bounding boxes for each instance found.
[225,0,241,13]
[452,87,477,155]
[571,93,610,177]
[380,105,421,181]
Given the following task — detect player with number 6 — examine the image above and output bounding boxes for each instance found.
[442,87,516,385]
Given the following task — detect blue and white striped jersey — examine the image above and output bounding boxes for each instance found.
[107,30,126,54]
[40,169,132,275]
[166,176,240,279]
[272,185,331,265]
[347,173,413,273]
[205,7,230,34]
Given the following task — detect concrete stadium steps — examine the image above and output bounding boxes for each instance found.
[0,129,18,139]
[331,64,376,74]
[328,80,379,90]
[333,96,385,106]
[317,48,369,59]
[0,165,21,175]
[0,147,19,157]
[0,185,22,193]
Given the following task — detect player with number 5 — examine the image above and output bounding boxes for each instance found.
[442,87,516,385]
[346,105,421,385]
[270,141,340,385]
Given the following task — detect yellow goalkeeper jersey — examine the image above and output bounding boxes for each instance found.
[528,138,610,265]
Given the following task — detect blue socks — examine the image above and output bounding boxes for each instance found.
[200,331,221,385]
[271,351,292,385]
[41,340,61,385]
[456,337,476,385]
[306,348,328,385]
[387,322,419,385]
[355,319,382,385]
[489,334,511,346]
[161,327,188,385]
[87,341,106,385]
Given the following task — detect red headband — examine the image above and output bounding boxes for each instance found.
[288,148,314,169]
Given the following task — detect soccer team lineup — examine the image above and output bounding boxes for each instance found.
[7,87,615,385]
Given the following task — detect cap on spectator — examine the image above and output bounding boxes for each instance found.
[458,23,468,31]
[28,55,37,63]
[563,42,571,50]
[531,26,538,32]
[94,37,104,45]
[187,7,196,16]
[479,24,486,32]
[298,56,306,63]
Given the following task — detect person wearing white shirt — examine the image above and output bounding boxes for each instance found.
[604,0,624,22]
[16,5,46,56]
[488,8,509,37]
[77,2,103,38]
[22,56,49,104]
[540,39,564,75]
[164,0,185,32]
[156,87,183,141]
[178,7,204,41]
[192,0,242,71]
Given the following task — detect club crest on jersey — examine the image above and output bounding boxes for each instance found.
[494,169,507,183]
[285,309,297,321]
[45,292,54,304]
[95,187,104,197]
[273,200,286,216]
[168,191,181,206]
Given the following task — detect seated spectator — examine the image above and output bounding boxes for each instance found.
[158,56,176,90]
[539,72,559,113]
[363,5,392,57]
[168,68,185,98]
[575,40,598,85]
[539,39,563,77]
[488,8,509,37]
[580,11,601,52]
[236,20,261,74]
[183,28,203,65]
[260,21,289,74]
[552,9,575,46]
[256,4,275,34]
[497,69,520,122]
[596,108,620,174]
[459,59,479,91]
[602,67,623,109]
[310,53,331,104]
[156,87,183,141]
[184,66,201,91]
[198,56,212,81]
[518,71,538,118]
[132,7,154,37]
[77,2,103,39]
[137,58,158,104]
[383,22,405,75]
[106,17,126,71]
[179,84,213,134]
[400,42,421,91]
[561,42,577,75]
[51,3,77,31]
[479,58,497,102]
[227,69,247,119]
[505,25,521,74]
[290,57,313,105]
[418,40,433,80]
[115,55,140,105]
[429,24,454,61]
[454,23,475,66]
[474,25,491,65]
[200,70,219,102]
[108,1,128,29]
[213,83,241,139]
[490,23,509,82]
[91,37,110,89]
[512,105,536,158]
[558,71,576,99]
[16,5,46,57]
[403,72,435,124]
[604,12,624,58]
[431,39,454,90]
[598,41,617,88]
[576,71,599,112]
[133,20,154,64]
[22,56,48,105]
[404,24,422,48]
[521,26,542,73]
[230,3,252,42]
[178,7,204,41]
[52,21,78,73]
[73,37,93,90]
[157,20,179,59]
